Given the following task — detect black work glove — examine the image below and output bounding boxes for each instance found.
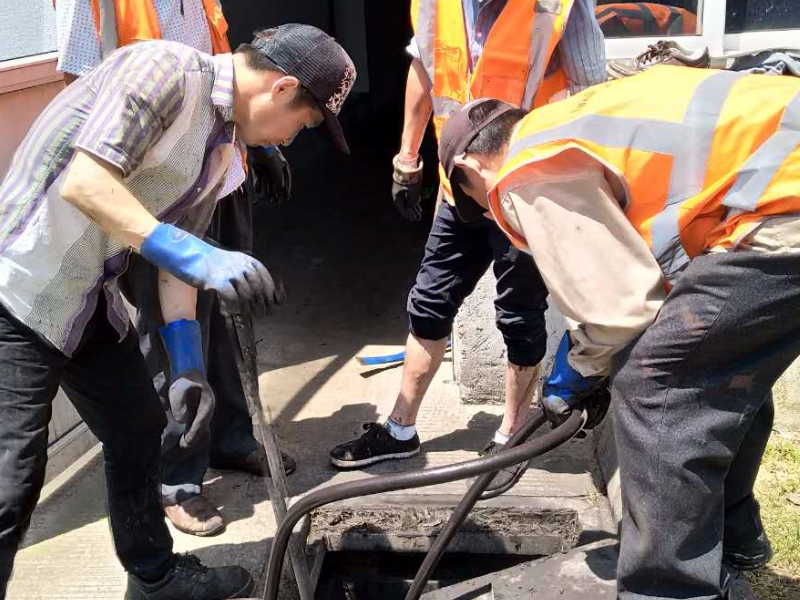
[391,154,424,221]
[168,371,216,449]
[542,384,611,432]
[248,145,292,206]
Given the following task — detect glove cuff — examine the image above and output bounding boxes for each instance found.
[140,223,213,283]
[392,154,423,185]
[160,319,204,377]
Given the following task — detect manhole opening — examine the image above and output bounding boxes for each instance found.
[315,551,537,599]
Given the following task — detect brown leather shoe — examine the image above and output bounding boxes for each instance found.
[210,448,296,477]
[163,495,225,537]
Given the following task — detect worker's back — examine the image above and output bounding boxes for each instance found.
[494,65,800,278]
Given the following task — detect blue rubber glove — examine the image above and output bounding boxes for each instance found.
[141,223,282,316]
[542,333,603,427]
[160,319,215,449]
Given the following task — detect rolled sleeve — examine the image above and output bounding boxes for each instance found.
[559,0,607,94]
[497,151,665,376]
[74,51,186,177]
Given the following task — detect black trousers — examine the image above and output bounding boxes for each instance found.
[611,249,800,599]
[0,299,173,597]
[407,202,549,366]
[122,189,258,504]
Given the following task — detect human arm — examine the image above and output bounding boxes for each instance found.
[392,58,433,221]
[62,49,279,315]
[558,0,608,94]
[157,272,215,449]
[497,151,665,379]
[399,58,433,163]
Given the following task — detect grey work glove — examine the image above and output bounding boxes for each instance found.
[249,145,292,206]
[391,154,424,221]
[168,371,216,449]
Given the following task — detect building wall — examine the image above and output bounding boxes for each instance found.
[0,77,64,178]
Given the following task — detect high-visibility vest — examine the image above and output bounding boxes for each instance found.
[595,3,697,37]
[410,0,573,198]
[488,65,800,282]
[89,0,231,57]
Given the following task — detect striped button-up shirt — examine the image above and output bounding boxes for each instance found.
[0,40,239,356]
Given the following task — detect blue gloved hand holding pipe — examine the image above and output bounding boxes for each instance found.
[543,332,604,427]
[141,223,283,316]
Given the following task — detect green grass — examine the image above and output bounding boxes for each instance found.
[746,435,800,600]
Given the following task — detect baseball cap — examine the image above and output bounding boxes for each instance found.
[439,99,518,222]
[251,24,356,154]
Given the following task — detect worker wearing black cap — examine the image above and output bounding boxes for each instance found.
[0,23,354,599]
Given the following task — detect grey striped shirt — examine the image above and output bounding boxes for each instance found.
[0,41,239,356]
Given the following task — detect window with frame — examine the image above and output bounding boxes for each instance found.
[725,0,800,33]
[595,1,703,38]
[0,1,57,62]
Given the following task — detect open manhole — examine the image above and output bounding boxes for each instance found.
[315,551,535,599]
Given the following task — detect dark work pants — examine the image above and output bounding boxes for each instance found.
[611,249,800,600]
[122,189,258,505]
[407,202,549,366]
[0,299,173,597]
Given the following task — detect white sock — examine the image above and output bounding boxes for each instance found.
[385,418,417,441]
[493,429,511,445]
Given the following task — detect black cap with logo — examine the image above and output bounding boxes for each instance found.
[439,98,518,222]
[252,24,356,154]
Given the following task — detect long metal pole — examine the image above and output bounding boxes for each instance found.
[224,312,314,600]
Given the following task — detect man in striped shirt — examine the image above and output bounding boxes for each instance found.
[0,24,355,599]
[56,0,297,539]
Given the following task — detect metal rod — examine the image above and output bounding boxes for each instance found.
[224,312,314,600]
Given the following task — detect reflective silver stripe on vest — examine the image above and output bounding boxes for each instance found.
[521,0,572,109]
[722,91,800,214]
[509,71,746,281]
[508,114,683,158]
[98,0,119,58]
[650,70,745,279]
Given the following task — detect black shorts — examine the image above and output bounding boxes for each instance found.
[406,202,548,366]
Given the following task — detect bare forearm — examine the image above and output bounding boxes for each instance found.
[158,270,198,324]
[61,150,159,250]
[398,59,432,161]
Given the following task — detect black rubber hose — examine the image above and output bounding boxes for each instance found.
[264,408,582,600]
[404,409,583,600]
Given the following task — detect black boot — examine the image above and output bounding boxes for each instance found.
[724,531,773,571]
[126,554,253,599]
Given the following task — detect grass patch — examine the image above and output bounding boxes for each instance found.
[746,435,800,600]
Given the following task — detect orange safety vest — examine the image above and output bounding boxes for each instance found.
[595,3,697,37]
[488,65,800,282]
[410,0,573,198]
[88,0,230,55]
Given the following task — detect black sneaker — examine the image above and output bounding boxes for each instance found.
[724,531,773,571]
[474,440,529,499]
[125,554,254,599]
[329,423,420,469]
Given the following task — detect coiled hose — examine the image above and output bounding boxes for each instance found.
[264,408,584,600]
